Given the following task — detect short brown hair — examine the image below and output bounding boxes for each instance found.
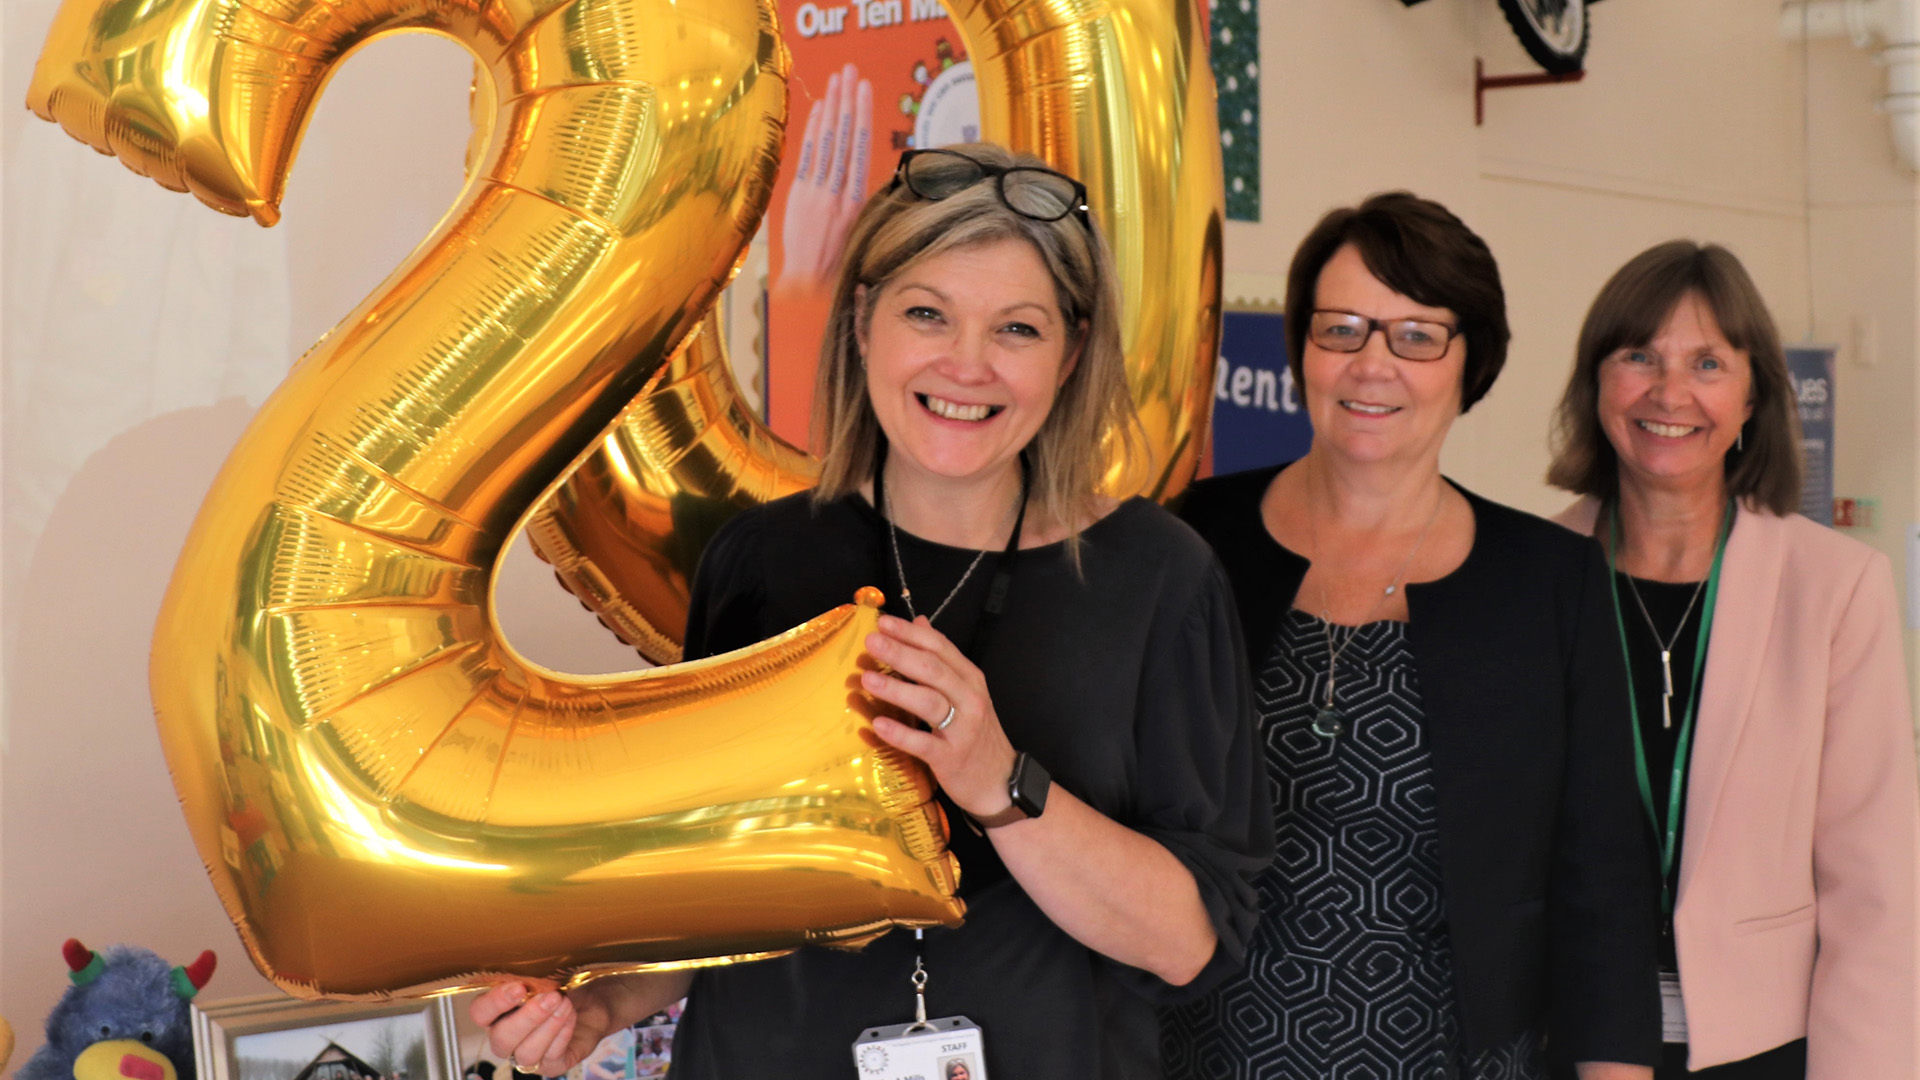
[1284,192,1510,413]
[810,143,1139,548]
[1547,241,1801,514]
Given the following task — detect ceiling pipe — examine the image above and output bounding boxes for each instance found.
[1781,0,1920,171]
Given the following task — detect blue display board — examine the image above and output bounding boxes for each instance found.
[1210,309,1313,474]
[1785,345,1835,526]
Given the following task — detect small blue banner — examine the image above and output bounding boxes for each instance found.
[1210,309,1314,474]
[1785,345,1835,526]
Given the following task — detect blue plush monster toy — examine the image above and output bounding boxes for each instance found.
[19,939,216,1080]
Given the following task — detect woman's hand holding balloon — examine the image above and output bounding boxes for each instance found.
[470,973,691,1077]
[472,983,592,1077]
[861,614,1019,819]
[862,614,1216,984]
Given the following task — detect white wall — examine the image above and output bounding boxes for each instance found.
[3,0,1916,1063]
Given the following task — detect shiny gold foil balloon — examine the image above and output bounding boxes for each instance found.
[529,0,1225,663]
[528,312,817,663]
[28,0,961,997]
[960,0,1226,499]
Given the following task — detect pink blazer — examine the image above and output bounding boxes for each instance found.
[1557,499,1920,1076]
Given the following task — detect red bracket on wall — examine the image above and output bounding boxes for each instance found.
[1475,58,1585,126]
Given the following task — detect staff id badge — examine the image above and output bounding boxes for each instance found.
[1659,971,1689,1043]
[854,933,988,1079]
[853,1017,987,1080]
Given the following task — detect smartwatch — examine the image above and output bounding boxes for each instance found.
[973,752,1050,829]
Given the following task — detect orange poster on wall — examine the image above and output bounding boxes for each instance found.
[762,0,977,446]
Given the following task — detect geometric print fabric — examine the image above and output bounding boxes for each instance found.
[1163,611,1543,1080]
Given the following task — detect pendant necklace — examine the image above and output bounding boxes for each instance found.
[890,522,989,626]
[1620,550,1711,730]
[876,454,1027,628]
[1307,485,1444,739]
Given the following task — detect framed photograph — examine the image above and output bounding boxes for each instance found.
[193,995,461,1080]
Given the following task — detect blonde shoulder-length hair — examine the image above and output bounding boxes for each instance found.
[809,143,1141,552]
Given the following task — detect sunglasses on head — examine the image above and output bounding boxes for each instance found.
[886,148,1093,229]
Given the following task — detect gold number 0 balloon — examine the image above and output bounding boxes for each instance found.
[529,0,1225,664]
[28,0,965,997]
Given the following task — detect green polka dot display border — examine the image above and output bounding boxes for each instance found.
[1210,0,1259,222]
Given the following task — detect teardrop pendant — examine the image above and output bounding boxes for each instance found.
[1312,707,1346,738]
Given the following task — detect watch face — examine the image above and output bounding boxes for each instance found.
[1010,753,1050,818]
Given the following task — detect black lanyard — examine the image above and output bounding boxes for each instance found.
[871,444,1028,658]
[1605,500,1732,914]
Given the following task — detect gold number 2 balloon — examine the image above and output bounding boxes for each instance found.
[27,0,963,997]
[529,0,1226,664]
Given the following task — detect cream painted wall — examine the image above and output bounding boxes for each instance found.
[1799,17,1920,683]
[2,0,1916,1064]
[1223,0,1918,675]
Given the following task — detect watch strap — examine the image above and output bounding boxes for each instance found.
[971,803,1029,829]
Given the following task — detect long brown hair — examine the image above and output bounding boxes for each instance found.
[810,143,1140,550]
[1547,240,1801,513]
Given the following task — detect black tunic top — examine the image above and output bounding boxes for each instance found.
[667,490,1272,1080]
[1174,465,1661,1068]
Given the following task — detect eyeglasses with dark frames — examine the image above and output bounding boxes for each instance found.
[1308,309,1462,362]
[886,148,1093,229]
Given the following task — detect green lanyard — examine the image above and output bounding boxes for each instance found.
[1605,501,1732,915]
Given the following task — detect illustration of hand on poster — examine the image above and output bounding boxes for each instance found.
[764,7,978,444]
[778,64,873,289]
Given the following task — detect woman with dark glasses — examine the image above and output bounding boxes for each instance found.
[1163,192,1661,1079]
[471,143,1270,1079]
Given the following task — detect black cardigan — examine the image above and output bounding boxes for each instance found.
[1177,464,1661,1066]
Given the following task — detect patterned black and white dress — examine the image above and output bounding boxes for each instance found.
[1163,609,1544,1080]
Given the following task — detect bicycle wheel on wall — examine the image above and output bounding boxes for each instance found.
[1498,0,1588,74]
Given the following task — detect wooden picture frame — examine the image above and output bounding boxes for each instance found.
[192,995,461,1080]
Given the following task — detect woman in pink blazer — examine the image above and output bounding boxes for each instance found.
[1547,240,1919,1078]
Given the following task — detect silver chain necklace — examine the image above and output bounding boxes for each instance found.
[1307,487,1444,739]
[888,521,991,626]
[883,471,1022,627]
[1622,574,1708,730]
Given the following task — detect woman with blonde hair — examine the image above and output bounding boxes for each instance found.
[469,143,1270,1080]
[1548,240,1918,1079]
